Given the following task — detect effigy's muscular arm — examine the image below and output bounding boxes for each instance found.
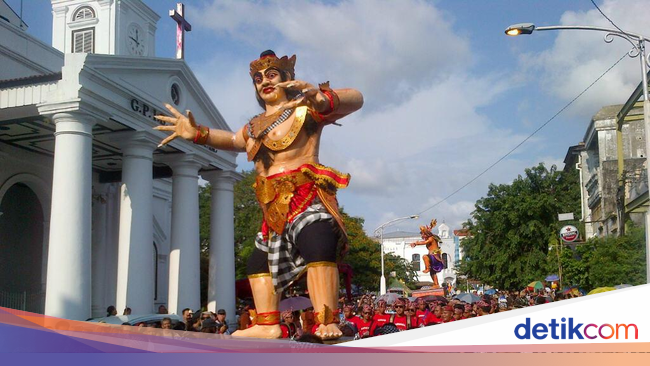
[410,237,432,248]
[327,88,363,120]
[204,126,247,152]
[154,103,246,152]
[275,80,363,121]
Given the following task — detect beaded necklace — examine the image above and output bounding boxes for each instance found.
[248,108,294,139]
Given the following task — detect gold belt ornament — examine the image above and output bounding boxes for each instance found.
[255,169,316,234]
[254,164,350,235]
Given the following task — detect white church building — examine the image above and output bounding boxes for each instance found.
[381,222,463,287]
[0,0,240,321]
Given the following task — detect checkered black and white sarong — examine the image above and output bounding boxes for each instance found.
[254,198,333,293]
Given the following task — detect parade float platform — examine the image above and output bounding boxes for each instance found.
[411,287,445,297]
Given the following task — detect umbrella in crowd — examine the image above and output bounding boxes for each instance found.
[564,287,587,296]
[587,287,616,295]
[545,274,560,282]
[527,281,544,291]
[375,293,400,305]
[484,288,496,295]
[419,295,447,303]
[455,292,481,304]
[562,287,580,296]
[279,296,312,311]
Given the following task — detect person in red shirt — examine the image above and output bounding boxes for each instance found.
[406,304,421,328]
[414,298,428,325]
[423,304,443,325]
[452,305,464,321]
[280,310,299,338]
[440,305,454,323]
[355,304,374,338]
[387,299,418,331]
[463,303,474,319]
[340,304,359,331]
[372,300,390,327]
[370,300,391,335]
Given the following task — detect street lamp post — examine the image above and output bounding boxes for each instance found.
[506,22,650,284]
[374,215,419,295]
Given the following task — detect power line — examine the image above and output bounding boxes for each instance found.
[415,51,629,217]
[590,0,626,36]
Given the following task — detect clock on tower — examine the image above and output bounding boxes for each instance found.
[127,23,145,56]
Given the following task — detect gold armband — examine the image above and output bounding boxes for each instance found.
[193,125,210,145]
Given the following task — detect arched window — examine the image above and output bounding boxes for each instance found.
[441,253,449,269]
[73,6,95,21]
[411,254,420,272]
[71,6,95,53]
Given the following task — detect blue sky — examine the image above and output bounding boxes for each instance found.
[8,0,650,234]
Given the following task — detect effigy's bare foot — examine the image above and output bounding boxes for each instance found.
[232,324,282,339]
[314,324,342,340]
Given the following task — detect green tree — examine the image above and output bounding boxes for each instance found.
[559,226,646,290]
[198,169,418,299]
[342,211,418,292]
[198,170,262,280]
[232,170,264,279]
[199,184,211,306]
[459,163,581,289]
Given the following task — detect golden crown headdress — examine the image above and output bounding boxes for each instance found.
[249,50,296,80]
[419,219,438,237]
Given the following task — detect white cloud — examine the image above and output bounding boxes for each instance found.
[194,0,472,109]
[190,0,566,233]
[522,0,650,116]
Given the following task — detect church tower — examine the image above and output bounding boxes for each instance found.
[51,0,159,56]
[437,222,450,239]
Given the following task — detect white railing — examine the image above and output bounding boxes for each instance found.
[0,290,45,313]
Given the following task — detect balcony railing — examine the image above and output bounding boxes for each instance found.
[0,290,45,313]
[626,167,648,206]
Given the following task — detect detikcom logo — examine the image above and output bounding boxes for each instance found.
[515,318,638,340]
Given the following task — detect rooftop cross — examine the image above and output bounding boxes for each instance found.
[169,3,192,59]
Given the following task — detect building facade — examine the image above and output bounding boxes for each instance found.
[381,222,462,287]
[565,104,646,240]
[0,0,240,321]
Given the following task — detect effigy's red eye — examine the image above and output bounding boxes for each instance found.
[253,72,263,84]
[266,70,279,79]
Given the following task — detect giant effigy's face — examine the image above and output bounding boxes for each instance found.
[254,67,287,105]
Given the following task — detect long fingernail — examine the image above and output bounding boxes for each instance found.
[157,144,163,148]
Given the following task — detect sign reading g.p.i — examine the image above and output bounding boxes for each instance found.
[131,98,164,123]
[560,225,579,243]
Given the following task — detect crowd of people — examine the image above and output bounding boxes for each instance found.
[101,287,579,341]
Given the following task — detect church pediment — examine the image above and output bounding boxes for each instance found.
[70,54,231,133]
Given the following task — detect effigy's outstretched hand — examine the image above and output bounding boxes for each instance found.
[275,80,328,112]
[154,103,198,147]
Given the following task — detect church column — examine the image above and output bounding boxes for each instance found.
[44,112,95,320]
[163,155,206,315]
[202,171,238,321]
[103,183,120,312]
[91,184,109,318]
[115,133,157,314]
